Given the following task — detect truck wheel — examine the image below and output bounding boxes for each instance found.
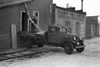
[64,42,73,54]
[76,47,84,52]
[37,44,44,47]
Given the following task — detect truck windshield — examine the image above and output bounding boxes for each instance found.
[60,27,71,34]
[60,27,66,33]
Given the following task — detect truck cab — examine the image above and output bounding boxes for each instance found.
[47,25,71,44]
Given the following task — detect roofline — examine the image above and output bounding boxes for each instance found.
[0,0,33,8]
[87,16,99,18]
[53,4,86,15]
[54,4,76,12]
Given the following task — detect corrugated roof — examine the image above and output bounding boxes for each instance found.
[0,0,33,8]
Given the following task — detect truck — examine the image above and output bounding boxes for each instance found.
[19,25,85,54]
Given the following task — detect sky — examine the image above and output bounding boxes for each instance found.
[53,0,100,20]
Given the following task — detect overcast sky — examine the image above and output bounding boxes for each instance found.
[53,0,100,17]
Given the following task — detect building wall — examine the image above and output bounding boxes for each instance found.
[86,21,91,38]
[99,23,100,35]
[52,4,86,38]
[28,0,53,31]
[0,0,53,49]
[86,16,99,39]
[0,4,25,49]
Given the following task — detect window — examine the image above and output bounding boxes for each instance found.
[50,5,52,13]
[33,10,39,25]
[60,27,66,33]
[51,27,56,32]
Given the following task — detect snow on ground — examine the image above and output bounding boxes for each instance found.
[1,37,100,67]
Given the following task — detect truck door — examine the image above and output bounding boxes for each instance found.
[48,27,61,44]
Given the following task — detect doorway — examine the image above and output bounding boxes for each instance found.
[22,12,28,31]
[76,22,80,36]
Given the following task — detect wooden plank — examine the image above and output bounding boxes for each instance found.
[11,24,17,49]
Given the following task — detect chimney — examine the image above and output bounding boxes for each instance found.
[81,0,83,11]
[66,3,69,8]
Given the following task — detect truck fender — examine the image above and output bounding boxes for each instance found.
[62,41,73,47]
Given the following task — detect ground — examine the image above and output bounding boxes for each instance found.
[0,37,100,67]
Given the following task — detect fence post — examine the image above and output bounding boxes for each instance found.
[11,24,17,49]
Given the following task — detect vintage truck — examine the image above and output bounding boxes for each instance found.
[19,25,85,54]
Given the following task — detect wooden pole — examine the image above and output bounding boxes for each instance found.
[24,3,42,32]
[11,24,17,49]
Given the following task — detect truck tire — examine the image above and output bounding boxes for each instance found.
[76,42,84,52]
[64,42,74,54]
[37,44,44,47]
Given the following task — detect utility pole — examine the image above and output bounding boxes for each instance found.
[81,0,84,11]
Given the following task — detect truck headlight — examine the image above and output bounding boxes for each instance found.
[73,37,76,40]
[77,42,80,45]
